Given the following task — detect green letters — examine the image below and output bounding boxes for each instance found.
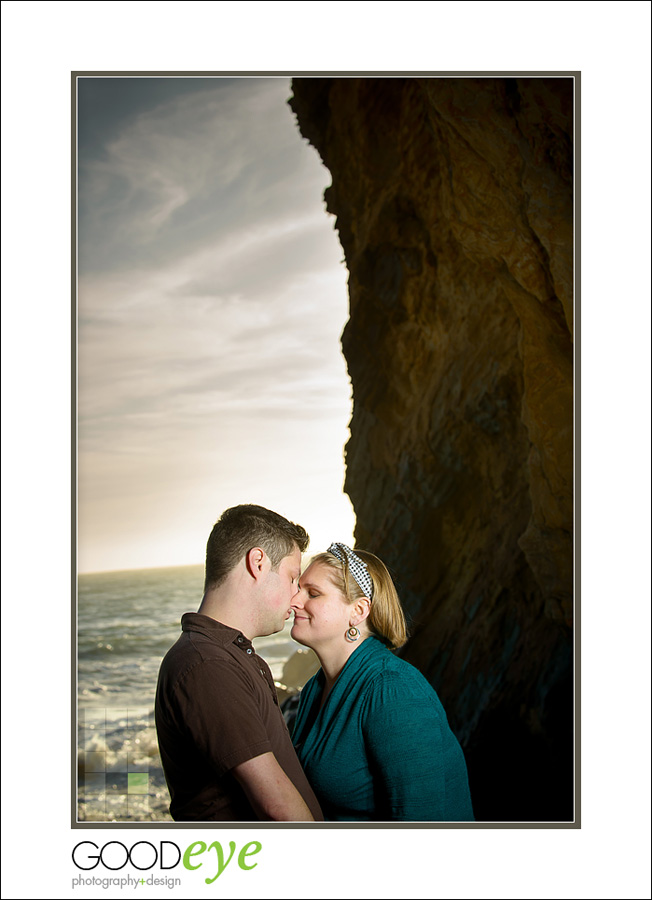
[238,841,262,870]
[204,841,236,885]
[183,839,262,882]
[182,841,206,871]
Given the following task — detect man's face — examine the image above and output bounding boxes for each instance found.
[258,545,302,636]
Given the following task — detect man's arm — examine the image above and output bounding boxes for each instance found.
[232,752,315,821]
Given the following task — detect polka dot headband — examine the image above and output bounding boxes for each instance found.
[327,543,374,600]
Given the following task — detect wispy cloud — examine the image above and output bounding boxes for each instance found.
[79,79,330,273]
[78,77,354,572]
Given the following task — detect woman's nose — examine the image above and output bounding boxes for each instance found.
[291,587,305,608]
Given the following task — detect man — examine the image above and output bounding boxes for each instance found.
[155,504,323,821]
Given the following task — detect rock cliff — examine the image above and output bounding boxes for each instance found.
[290,77,574,821]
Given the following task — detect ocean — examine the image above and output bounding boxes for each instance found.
[77,564,314,822]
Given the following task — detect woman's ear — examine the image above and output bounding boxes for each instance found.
[350,597,371,626]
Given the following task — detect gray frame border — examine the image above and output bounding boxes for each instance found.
[71,69,580,830]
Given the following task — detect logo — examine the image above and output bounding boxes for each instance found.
[72,839,262,886]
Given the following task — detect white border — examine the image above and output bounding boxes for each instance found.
[2,2,651,898]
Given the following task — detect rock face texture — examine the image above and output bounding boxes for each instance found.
[290,77,574,822]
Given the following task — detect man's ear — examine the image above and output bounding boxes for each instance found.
[245,547,267,581]
[350,598,371,626]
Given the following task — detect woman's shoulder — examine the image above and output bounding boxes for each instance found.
[364,639,436,699]
[358,643,451,739]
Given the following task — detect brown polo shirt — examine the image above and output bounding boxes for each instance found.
[155,613,322,821]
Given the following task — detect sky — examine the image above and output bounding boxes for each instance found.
[77,76,355,573]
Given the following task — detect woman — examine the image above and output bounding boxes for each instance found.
[290,543,474,822]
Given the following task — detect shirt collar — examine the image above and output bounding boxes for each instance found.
[181,612,253,649]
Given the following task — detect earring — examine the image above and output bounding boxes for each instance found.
[345,625,360,643]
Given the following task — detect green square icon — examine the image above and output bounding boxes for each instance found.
[127,773,148,795]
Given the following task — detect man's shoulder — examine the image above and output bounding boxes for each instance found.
[159,628,235,681]
[157,619,265,704]
[162,614,240,664]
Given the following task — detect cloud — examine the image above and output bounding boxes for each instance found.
[77,77,354,571]
[78,78,331,275]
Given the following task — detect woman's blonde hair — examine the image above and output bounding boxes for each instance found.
[310,549,408,649]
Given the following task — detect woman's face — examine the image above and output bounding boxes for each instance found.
[290,561,353,652]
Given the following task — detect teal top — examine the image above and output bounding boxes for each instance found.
[292,636,474,821]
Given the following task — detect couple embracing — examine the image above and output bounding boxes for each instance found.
[155,504,474,822]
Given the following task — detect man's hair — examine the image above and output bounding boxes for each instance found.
[204,504,309,591]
